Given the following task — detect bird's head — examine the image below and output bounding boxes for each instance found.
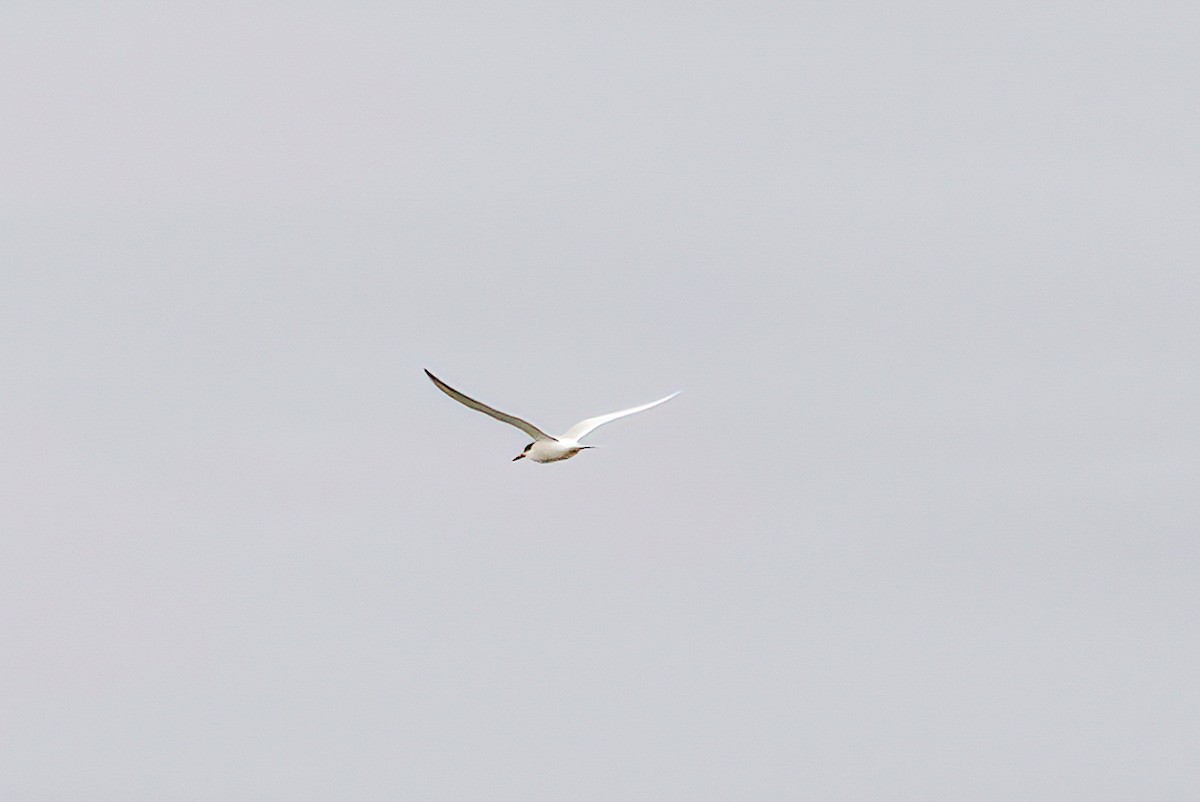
[512,443,533,461]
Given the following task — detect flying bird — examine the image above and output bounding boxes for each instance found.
[424,369,679,463]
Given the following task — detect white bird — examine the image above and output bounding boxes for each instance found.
[424,369,679,463]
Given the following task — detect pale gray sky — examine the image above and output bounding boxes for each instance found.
[2,3,1198,800]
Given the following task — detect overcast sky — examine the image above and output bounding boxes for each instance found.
[2,3,1198,800]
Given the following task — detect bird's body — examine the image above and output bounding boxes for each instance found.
[424,369,678,463]
[525,439,586,464]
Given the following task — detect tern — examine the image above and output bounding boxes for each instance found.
[424,369,679,463]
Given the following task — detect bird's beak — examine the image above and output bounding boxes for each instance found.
[512,453,526,461]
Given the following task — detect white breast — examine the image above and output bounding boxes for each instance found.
[527,440,581,463]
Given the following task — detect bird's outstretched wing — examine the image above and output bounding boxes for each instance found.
[424,369,552,441]
[561,391,680,442]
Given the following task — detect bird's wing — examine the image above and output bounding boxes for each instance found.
[424,369,552,441]
[560,391,680,442]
